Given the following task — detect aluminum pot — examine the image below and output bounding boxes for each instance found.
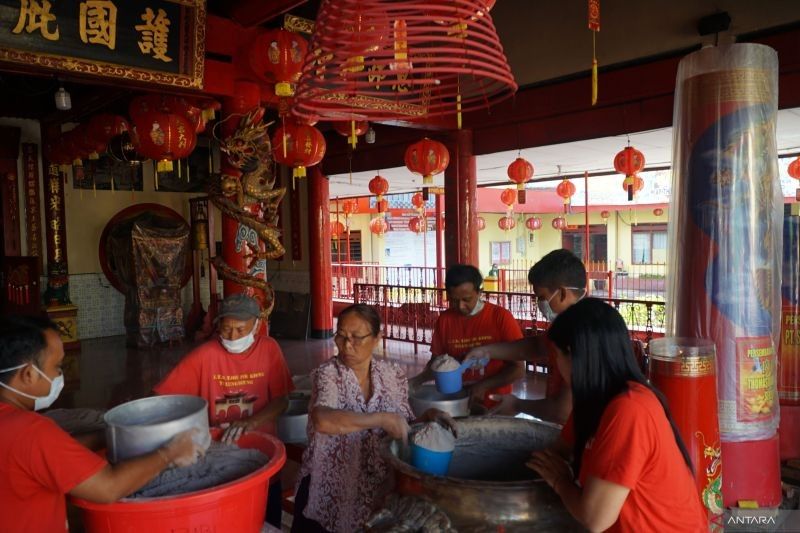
[277,393,310,444]
[104,395,210,463]
[408,384,470,418]
[383,416,581,531]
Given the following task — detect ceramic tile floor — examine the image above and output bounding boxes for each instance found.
[55,335,547,412]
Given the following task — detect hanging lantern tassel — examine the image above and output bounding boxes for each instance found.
[201,108,216,122]
[92,175,96,198]
[349,120,357,149]
[208,147,213,175]
[625,175,634,201]
[154,161,160,191]
[111,175,115,195]
[186,160,190,183]
[588,0,600,106]
[282,117,287,159]
[457,92,462,130]
[591,34,598,106]
[564,197,570,214]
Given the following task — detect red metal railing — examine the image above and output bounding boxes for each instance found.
[333,262,445,300]
[353,283,665,353]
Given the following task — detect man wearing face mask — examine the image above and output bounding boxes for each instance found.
[0,316,201,532]
[409,264,524,406]
[463,249,586,423]
[154,293,293,528]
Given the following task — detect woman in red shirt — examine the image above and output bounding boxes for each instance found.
[528,299,707,532]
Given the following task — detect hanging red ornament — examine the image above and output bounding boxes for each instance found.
[552,217,567,230]
[272,121,326,182]
[498,216,516,231]
[614,145,646,201]
[408,215,425,234]
[131,111,197,172]
[334,120,370,149]
[653,207,664,217]
[87,114,129,145]
[788,156,800,201]
[600,210,610,225]
[476,216,486,231]
[411,191,426,211]
[369,216,389,236]
[331,220,346,236]
[368,174,390,210]
[342,199,358,216]
[525,216,542,231]
[507,157,534,203]
[376,199,388,213]
[556,178,576,213]
[500,188,517,210]
[404,138,450,186]
[620,174,645,196]
[252,28,308,97]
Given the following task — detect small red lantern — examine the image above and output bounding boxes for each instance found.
[411,191,426,211]
[556,179,576,213]
[620,174,645,196]
[653,208,664,217]
[498,216,516,231]
[334,121,370,149]
[369,174,389,207]
[370,216,389,236]
[376,199,388,213]
[525,216,542,231]
[131,111,197,172]
[500,188,517,210]
[405,138,450,185]
[342,199,358,216]
[252,28,308,97]
[476,216,486,231]
[614,145,646,201]
[600,210,610,225]
[788,156,800,201]
[272,122,326,181]
[408,215,425,234]
[331,220,346,236]
[88,114,129,144]
[552,217,566,230]
[507,157,534,203]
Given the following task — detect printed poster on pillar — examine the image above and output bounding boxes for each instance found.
[736,337,776,423]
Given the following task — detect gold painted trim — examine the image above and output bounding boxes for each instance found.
[284,14,315,34]
[0,0,206,89]
[650,356,716,377]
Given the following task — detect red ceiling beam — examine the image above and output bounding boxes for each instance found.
[225,0,308,27]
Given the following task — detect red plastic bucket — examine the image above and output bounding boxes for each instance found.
[71,430,286,533]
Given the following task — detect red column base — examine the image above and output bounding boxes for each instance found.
[721,434,782,508]
[779,404,800,461]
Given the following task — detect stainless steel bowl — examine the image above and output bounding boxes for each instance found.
[277,393,309,444]
[104,395,210,463]
[409,384,470,418]
[383,416,580,531]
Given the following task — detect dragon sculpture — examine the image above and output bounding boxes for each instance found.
[210,107,286,318]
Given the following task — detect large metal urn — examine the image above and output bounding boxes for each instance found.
[383,416,581,531]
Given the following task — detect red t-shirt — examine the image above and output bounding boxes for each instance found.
[560,383,707,532]
[544,337,565,398]
[430,301,523,395]
[0,403,107,532]
[154,335,294,432]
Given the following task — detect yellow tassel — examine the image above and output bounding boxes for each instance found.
[350,120,357,149]
[208,149,213,174]
[457,93,462,129]
[591,32,598,106]
[155,163,159,191]
[93,177,96,198]
[186,161,190,182]
[178,159,182,179]
[111,175,115,194]
[88,152,99,160]
[157,159,173,173]
[201,108,215,121]
[282,127,287,159]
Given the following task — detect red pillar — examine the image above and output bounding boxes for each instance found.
[444,129,478,269]
[435,192,444,287]
[220,81,267,314]
[309,167,333,338]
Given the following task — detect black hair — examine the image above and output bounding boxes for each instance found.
[529,249,586,291]
[547,299,693,477]
[445,264,483,291]
[0,316,59,385]
[338,304,382,336]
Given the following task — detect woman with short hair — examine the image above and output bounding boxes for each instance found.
[292,304,452,533]
[528,299,707,532]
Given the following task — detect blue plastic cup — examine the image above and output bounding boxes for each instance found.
[410,443,454,476]
[433,367,463,394]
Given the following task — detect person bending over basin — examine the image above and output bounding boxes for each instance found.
[293,304,454,533]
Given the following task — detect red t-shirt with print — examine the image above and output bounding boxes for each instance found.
[560,382,707,532]
[0,403,107,532]
[154,335,294,433]
[430,301,523,395]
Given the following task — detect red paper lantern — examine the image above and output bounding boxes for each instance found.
[614,145,646,201]
[621,174,645,195]
[408,215,425,234]
[369,174,389,203]
[331,220,346,236]
[556,179,576,213]
[653,208,664,217]
[498,216,516,231]
[87,114,129,144]
[525,216,542,231]
[507,157,534,203]
[405,138,449,185]
[789,156,800,201]
[411,191,426,210]
[272,122,326,179]
[370,216,389,236]
[132,111,197,172]
[476,216,486,231]
[552,217,566,230]
[600,210,610,224]
[342,199,358,216]
[500,188,517,209]
[333,120,370,149]
[252,28,308,97]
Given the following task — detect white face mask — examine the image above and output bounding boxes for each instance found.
[0,363,65,411]
[538,287,586,322]
[469,299,485,316]
[220,320,258,354]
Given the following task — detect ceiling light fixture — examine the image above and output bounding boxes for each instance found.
[55,86,71,111]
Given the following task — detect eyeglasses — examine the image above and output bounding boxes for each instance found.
[334,332,373,346]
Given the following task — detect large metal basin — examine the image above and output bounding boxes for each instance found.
[383,416,581,531]
[277,393,309,444]
[409,384,470,418]
[104,395,210,463]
